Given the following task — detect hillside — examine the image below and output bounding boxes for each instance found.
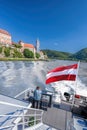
[41,49,72,60]
[41,48,87,61]
[70,48,87,61]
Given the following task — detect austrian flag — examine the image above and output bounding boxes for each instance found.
[45,64,78,84]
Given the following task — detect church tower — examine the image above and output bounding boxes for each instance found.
[36,38,40,52]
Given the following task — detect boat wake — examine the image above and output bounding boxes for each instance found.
[0,60,87,99]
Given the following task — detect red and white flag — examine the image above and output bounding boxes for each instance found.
[45,64,78,84]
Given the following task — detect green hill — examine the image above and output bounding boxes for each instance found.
[41,49,71,60]
[70,48,87,61]
[41,48,87,61]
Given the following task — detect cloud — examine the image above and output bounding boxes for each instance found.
[54,42,58,46]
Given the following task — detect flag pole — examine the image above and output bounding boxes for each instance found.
[72,61,80,107]
[75,60,80,94]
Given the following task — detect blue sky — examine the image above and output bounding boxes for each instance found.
[0,0,87,53]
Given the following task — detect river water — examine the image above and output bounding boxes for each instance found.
[0,60,87,98]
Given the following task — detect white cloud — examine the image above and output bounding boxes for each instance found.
[54,42,58,46]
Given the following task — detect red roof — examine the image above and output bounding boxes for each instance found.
[24,43,34,48]
[0,29,11,36]
[11,41,15,44]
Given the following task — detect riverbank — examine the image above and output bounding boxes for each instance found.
[0,58,86,63]
[0,57,49,61]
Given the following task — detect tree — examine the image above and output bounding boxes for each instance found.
[36,52,40,59]
[0,47,2,53]
[13,43,22,48]
[23,49,34,58]
[13,49,23,58]
[4,47,10,57]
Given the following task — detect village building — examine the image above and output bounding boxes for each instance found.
[0,28,46,59]
[0,29,12,45]
[19,40,36,54]
[39,51,47,59]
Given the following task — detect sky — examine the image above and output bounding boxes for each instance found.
[0,0,87,53]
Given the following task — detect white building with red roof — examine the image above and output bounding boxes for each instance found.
[0,29,12,45]
[19,41,36,54]
[0,28,45,59]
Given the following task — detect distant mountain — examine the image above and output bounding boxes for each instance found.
[41,48,87,61]
[41,49,72,60]
[70,48,87,61]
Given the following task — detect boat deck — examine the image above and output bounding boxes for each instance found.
[25,123,57,130]
[42,101,73,130]
[0,92,87,130]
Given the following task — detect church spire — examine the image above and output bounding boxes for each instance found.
[36,38,40,52]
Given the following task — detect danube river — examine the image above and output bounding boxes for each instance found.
[0,60,87,98]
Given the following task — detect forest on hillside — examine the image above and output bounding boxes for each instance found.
[41,48,87,61]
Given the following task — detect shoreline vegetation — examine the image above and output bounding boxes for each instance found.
[0,58,86,63]
[0,57,50,61]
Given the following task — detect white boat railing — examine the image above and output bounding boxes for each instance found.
[0,101,43,130]
[14,88,33,99]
